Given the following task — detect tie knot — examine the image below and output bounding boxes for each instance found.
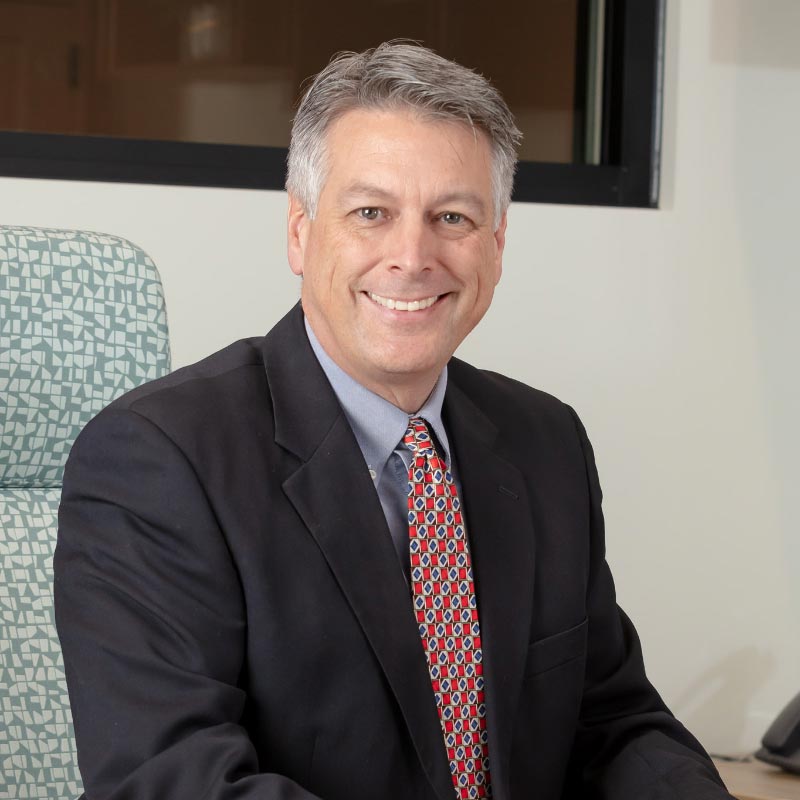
[403,416,435,456]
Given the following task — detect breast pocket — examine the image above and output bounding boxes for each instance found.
[525,617,588,677]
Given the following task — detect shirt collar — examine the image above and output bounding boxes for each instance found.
[304,316,451,484]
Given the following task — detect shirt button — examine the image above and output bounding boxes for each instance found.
[369,468,377,480]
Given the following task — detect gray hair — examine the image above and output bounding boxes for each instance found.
[286,42,522,229]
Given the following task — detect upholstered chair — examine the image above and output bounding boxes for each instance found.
[0,226,170,797]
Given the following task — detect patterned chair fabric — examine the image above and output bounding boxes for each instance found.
[0,226,171,798]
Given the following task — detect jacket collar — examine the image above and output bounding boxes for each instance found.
[262,303,343,463]
[443,377,537,800]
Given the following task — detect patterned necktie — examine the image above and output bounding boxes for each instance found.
[404,417,492,800]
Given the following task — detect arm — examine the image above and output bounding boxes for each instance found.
[565,406,735,799]
[55,407,324,800]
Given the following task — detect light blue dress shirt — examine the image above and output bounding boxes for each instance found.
[304,318,458,577]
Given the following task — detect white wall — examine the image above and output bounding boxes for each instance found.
[1,0,797,755]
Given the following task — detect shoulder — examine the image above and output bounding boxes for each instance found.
[74,335,276,461]
[447,356,580,433]
[446,357,599,492]
[110,336,268,418]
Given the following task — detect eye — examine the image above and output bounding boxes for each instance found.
[440,212,465,225]
[357,207,383,221]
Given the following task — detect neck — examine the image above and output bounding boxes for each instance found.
[366,379,437,415]
[304,315,442,414]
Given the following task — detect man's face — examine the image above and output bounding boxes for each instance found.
[288,108,506,408]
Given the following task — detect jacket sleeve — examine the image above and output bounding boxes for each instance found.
[54,407,324,800]
[564,406,735,800]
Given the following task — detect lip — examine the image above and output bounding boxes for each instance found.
[363,291,449,317]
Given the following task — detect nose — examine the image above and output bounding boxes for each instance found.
[385,215,437,275]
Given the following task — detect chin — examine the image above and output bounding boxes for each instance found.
[370,349,448,379]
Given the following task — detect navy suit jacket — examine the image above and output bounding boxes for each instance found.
[55,303,732,799]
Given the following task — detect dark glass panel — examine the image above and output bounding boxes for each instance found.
[0,0,595,164]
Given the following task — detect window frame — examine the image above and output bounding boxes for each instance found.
[0,0,665,208]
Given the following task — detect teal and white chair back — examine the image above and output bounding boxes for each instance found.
[0,226,171,797]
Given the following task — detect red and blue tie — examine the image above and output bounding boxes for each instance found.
[404,417,492,799]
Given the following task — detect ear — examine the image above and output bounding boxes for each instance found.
[492,210,507,284]
[287,193,310,277]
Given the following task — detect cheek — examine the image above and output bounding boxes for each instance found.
[317,231,378,285]
[451,235,497,278]
[466,248,501,296]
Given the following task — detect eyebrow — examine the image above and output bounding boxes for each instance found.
[435,191,488,215]
[339,183,396,204]
[339,183,488,216]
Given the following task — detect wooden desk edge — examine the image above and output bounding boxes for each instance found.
[713,758,800,800]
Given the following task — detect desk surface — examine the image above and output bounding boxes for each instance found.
[714,759,800,800]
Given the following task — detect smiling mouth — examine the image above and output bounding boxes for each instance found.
[367,292,441,312]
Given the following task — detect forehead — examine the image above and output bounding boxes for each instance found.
[321,108,493,198]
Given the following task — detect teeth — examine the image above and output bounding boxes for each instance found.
[368,292,439,312]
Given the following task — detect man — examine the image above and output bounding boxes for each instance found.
[55,43,733,799]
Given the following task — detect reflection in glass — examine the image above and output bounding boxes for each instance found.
[0,0,605,165]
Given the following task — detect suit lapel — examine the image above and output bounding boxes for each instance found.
[263,306,455,800]
[444,380,537,800]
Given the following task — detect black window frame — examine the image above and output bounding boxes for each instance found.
[0,0,664,208]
